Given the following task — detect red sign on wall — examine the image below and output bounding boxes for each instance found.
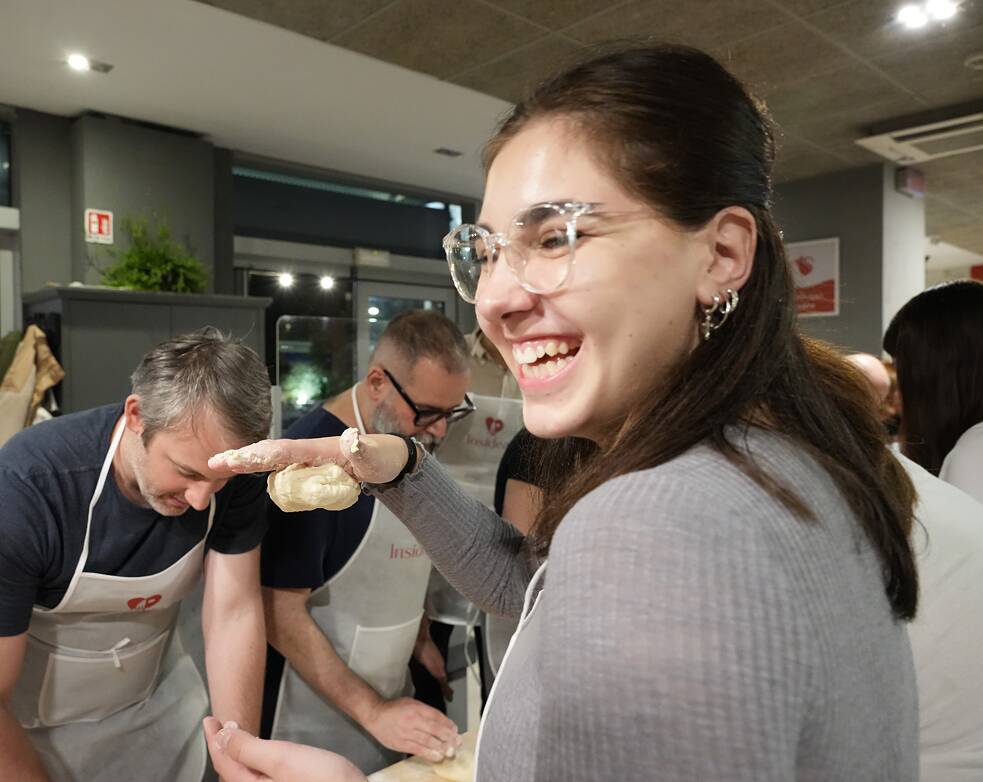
[788,237,840,317]
[84,209,114,245]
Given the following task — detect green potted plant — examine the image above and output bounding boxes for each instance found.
[99,215,208,293]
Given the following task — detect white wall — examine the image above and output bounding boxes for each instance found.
[881,166,926,336]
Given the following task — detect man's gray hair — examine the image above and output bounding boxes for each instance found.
[131,327,271,446]
[373,310,470,376]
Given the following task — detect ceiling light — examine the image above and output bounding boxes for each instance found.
[65,52,114,74]
[67,53,90,72]
[278,272,294,288]
[319,275,335,290]
[367,306,380,316]
[925,0,958,19]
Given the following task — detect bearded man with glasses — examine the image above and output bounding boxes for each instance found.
[258,310,472,774]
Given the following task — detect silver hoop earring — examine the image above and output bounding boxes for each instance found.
[700,288,740,341]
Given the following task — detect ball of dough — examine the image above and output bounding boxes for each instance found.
[267,463,360,512]
[432,748,474,781]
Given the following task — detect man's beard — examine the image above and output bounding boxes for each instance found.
[370,399,441,452]
[129,446,190,517]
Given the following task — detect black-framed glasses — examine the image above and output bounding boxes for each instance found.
[383,368,475,427]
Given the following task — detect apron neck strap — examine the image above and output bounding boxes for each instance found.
[351,384,367,435]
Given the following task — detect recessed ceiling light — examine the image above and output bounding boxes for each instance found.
[925,0,958,20]
[278,272,294,288]
[67,53,90,72]
[65,52,114,74]
[319,275,335,290]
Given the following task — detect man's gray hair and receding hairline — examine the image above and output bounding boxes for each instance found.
[372,310,470,377]
[131,327,272,446]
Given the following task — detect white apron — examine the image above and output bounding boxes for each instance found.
[10,418,213,782]
[269,387,433,774]
[435,396,524,674]
[473,561,548,782]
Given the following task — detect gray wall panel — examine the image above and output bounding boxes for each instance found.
[773,164,886,354]
[70,115,215,289]
[12,110,73,293]
[66,300,171,410]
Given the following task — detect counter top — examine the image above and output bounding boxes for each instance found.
[23,285,271,309]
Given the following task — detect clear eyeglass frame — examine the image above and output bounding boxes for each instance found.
[442,201,606,304]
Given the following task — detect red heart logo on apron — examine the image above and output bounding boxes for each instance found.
[485,417,504,435]
[127,594,162,611]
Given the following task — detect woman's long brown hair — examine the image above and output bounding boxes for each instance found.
[486,45,918,620]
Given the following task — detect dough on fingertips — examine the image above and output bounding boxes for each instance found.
[432,747,474,781]
[267,462,360,512]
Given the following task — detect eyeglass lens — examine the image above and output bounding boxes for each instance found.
[445,203,576,301]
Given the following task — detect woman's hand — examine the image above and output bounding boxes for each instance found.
[203,718,367,782]
[207,431,413,486]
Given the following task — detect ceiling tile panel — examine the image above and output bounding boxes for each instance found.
[771,0,852,17]
[714,22,846,95]
[938,224,983,254]
[764,61,917,130]
[561,0,783,53]
[870,20,983,105]
[773,135,853,182]
[332,0,546,79]
[805,0,983,60]
[450,35,586,103]
[196,0,395,41]
[485,0,608,30]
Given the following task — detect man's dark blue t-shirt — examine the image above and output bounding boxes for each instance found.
[260,405,375,589]
[0,404,269,637]
[259,404,376,736]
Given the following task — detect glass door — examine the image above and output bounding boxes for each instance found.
[353,281,459,379]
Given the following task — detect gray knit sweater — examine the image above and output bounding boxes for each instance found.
[373,428,918,781]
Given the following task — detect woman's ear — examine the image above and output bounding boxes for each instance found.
[696,206,756,306]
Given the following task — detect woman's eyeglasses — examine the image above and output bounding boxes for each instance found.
[442,201,651,303]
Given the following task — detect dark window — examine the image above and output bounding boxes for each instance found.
[232,166,475,260]
[0,123,11,207]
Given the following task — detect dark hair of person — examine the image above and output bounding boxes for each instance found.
[486,44,918,620]
[883,280,983,475]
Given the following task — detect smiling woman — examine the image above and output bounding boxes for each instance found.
[204,44,920,782]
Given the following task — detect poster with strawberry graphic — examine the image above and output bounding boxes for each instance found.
[787,237,839,317]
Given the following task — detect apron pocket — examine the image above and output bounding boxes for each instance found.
[348,613,423,700]
[38,631,169,726]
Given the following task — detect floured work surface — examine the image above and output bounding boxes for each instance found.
[368,731,477,782]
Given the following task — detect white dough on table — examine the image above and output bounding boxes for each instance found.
[267,462,360,512]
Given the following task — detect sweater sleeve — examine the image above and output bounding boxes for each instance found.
[369,452,536,618]
[535,471,818,782]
